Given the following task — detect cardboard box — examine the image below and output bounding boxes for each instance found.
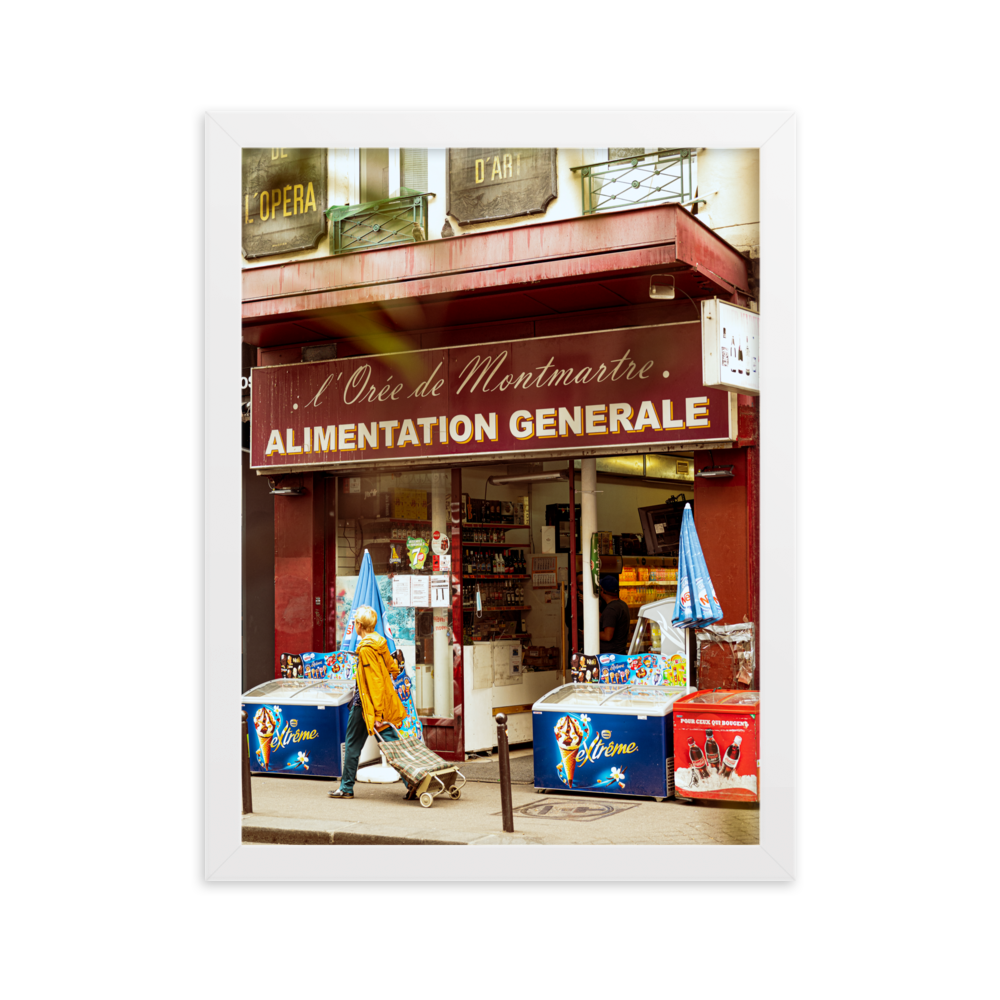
[541,526,556,554]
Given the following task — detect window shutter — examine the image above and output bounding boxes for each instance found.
[400,148,428,192]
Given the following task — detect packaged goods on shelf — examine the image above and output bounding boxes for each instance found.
[376,488,429,521]
[501,499,528,524]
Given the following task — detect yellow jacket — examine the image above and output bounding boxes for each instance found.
[356,633,407,735]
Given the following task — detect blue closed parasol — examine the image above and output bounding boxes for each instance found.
[341,549,397,655]
[672,503,724,628]
[342,549,424,753]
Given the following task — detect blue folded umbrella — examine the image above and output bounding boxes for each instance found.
[341,549,398,654]
[674,511,700,627]
[672,504,723,629]
[341,549,423,741]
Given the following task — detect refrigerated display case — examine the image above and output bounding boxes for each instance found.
[531,683,690,800]
[672,689,760,802]
[463,640,561,751]
[241,678,355,777]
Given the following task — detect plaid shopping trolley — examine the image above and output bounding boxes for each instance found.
[374,724,467,808]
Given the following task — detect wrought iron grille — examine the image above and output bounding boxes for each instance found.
[571,149,694,215]
[326,192,429,255]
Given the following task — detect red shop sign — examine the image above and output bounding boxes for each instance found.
[250,324,735,469]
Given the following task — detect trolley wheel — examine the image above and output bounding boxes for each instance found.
[448,787,462,800]
[419,792,433,808]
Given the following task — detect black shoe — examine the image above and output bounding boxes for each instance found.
[328,788,354,798]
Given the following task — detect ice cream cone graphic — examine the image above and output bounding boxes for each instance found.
[253,707,276,771]
[554,715,585,788]
[558,742,581,787]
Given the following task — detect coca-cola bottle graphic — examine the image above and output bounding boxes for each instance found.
[705,729,721,772]
[687,737,710,781]
[720,735,742,779]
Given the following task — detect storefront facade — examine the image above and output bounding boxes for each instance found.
[244,192,757,760]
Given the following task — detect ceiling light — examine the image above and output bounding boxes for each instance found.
[695,465,735,479]
[487,472,568,486]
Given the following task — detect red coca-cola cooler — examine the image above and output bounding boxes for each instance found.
[673,690,760,802]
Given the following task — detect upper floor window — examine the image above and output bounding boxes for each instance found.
[400,148,428,193]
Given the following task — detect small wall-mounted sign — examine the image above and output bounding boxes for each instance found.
[242,148,327,259]
[701,298,759,396]
[447,148,557,225]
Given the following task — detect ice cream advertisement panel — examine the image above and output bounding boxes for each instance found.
[532,711,670,798]
[245,702,346,777]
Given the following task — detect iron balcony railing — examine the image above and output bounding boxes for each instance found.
[571,149,695,215]
[325,190,432,255]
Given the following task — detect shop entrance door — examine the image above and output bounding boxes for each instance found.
[327,468,465,758]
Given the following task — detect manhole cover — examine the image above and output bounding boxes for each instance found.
[503,798,640,823]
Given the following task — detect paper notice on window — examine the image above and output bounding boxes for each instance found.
[410,575,430,607]
[392,575,412,607]
[430,575,450,608]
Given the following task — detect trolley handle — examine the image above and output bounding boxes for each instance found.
[372,721,402,743]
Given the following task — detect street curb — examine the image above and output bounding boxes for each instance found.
[242,825,467,846]
[241,813,539,846]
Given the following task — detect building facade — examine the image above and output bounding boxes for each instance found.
[242,147,760,759]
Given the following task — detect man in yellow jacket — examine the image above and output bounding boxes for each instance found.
[329,605,407,799]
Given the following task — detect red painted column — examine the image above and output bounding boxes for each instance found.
[272,473,326,676]
[692,444,757,689]
[740,395,760,688]
[693,448,751,622]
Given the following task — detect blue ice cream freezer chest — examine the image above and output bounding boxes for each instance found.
[241,678,354,777]
[532,683,690,800]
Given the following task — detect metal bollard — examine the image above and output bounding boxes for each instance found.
[495,713,515,833]
[241,711,253,815]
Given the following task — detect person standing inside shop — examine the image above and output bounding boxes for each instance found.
[329,606,407,800]
[598,575,630,655]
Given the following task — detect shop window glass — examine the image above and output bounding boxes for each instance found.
[335,469,454,720]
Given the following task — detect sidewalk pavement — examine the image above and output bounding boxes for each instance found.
[242,750,759,847]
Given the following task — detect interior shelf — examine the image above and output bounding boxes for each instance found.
[360,518,432,525]
[462,522,529,529]
[464,574,530,580]
[462,605,532,612]
[461,542,529,548]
